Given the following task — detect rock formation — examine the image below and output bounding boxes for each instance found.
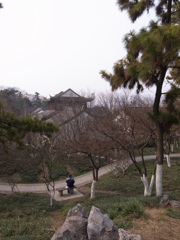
[118,228,142,240]
[160,194,180,208]
[87,206,119,240]
[51,204,88,240]
[51,204,142,240]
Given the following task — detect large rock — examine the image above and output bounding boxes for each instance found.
[160,195,180,208]
[169,200,180,208]
[160,194,170,207]
[119,228,142,240]
[51,204,88,240]
[51,204,143,240]
[87,206,119,240]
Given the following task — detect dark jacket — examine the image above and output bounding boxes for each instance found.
[66,177,75,188]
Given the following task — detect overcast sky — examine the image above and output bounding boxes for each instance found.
[0,0,156,97]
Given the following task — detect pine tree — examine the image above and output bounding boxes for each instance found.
[100,0,180,196]
[0,104,58,149]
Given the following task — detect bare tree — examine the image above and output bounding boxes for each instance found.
[58,111,111,199]
[94,93,157,196]
[27,133,60,206]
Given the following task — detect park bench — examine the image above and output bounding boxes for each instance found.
[56,187,74,196]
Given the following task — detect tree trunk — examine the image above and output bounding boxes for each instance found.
[49,188,56,207]
[90,180,96,199]
[92,168,96,181]
[165,154,171,167]
[153,67,167,197]
[50,193,53,207]
[170,144,174,152]
[45,182,55,207]
[156,123,164,196]
[95,168,99,181]
[156,164,163,196]
[141,174,155,196]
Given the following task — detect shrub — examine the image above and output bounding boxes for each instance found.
[166,208,180,219]
[106,204,120,220]
[121,198,144,219]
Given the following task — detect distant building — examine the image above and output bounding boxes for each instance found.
[46,88,93,111]
[32,88,94,126]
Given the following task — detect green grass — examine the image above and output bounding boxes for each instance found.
[166,208,180,219]
[94,158,180,198]
[121,198,145,218]
[0,193,62,240]
[70,158,180,228]
[0,158,180,239]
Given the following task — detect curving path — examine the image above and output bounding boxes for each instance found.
[0,154,179,197]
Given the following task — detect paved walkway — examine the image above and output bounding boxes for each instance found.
[0,154,179,201]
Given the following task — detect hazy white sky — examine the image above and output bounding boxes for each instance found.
[0,0,155,97]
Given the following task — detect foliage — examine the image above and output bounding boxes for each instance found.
[0,149,91,183]
[0,88,57,150]
[0,107,58,148]
[20,166,42,183]
[32,92,42,108]
[121,198,144,218]
[0,157,180,238]
[101,23,180,93]
[0,193,62,240]
[166,208,180,219]
[0,88,47,116]
[100,0,180,197]
[103,199,145,228]
[95,159,180,196]
[0,88,33,116]
[62,154,91,176]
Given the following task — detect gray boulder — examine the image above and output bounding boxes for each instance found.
[119,228,142,240]
[160,195,180,208]
[160,194,170,207]
[169,200,180,208]
[51,204,88,240]
[87,206,119,240]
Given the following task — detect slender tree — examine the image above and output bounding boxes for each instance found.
[100,0,180,196]
[94,95,157,196]
[58,111,110,199]
[27,133,60,207]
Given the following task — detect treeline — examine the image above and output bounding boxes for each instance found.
[0,88,46,116]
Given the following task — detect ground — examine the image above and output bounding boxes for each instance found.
[51,210,66,231]
[51,207,180,240]
[132,208,180,240]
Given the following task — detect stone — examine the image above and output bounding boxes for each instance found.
[118,228,143,240]
[51,204,88,240]
[160,195,180,208]
[169,200,180,208]
[160,194,170,207]
[51,204,143,240]
[87,206,119,240]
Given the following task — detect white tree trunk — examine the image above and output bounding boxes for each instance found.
[48,188,55,207]
[46,184,55,207]
[165,154,171,167]
[149,175,155,194]
[170,144,174,152]
[90,180,96,199]
[114,168,119,178]
[50,193,53,207]
[141,174,155,196]
[156,164,163,196]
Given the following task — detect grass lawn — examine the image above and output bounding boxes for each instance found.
[0,193,63,240]
[0,158,180,239]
